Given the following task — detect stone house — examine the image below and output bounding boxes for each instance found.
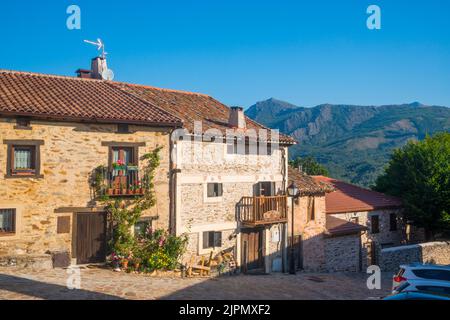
[287,170,423,272]
[0,67,182,266]
[0,59,296,273]
[114,83,296,273]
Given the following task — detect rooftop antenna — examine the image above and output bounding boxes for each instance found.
[83,38,114,81]
[84,38,107,59]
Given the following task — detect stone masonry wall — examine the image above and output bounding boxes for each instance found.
[379,241,450,272]
[0,118,171,258]
[324,235,361,272]
[176,140,288,270]
[289,195,327,272]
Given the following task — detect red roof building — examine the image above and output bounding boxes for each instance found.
[313,176,402,214]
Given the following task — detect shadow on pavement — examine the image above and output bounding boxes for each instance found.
[0,273,123,300]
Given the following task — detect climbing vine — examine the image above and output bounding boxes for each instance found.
[92,146,187,272]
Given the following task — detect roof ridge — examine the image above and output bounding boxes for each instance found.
[120,82,211,97]
[0,69,210,97]
[0,69,105,83]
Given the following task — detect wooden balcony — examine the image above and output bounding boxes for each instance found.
[238,195,288,226]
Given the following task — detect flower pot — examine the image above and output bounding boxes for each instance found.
[113,189,120,195]
[107,189,113,196]
[121,189,127,195]
[127,189,134,195]
[121,260,129,269]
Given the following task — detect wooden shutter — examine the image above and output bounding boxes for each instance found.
[214,232,222,247]
[371,216,380,234]
[203,231,210,249]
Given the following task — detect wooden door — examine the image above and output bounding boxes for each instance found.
[76,213,107,264]
[241,229,264,273]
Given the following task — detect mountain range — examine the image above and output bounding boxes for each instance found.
[246,98,450,187]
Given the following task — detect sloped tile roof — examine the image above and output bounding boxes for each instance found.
[325,215,367,236]
[288,167,334,196]
[313,176,403,214]
[113,82,296,144]
[0,70,182,126]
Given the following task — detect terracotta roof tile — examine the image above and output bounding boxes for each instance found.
[313,176,403,214]
[112,82,296,144]
[288,167,334,196]
[325,215,367,236]
[0,70,182,126]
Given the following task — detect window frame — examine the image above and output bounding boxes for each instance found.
[117,124,130,134]
[102,142,145,170]
[390,213,398,231]
[0,208,16,236]
[307,196,316,222]
[203,182,224,203]
[371,215,380,234]
[14,117,32,130]
[206,183,223,198]
[4,140,44,179]
[202,231,222,250]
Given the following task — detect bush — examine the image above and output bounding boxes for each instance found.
[137,227,188,272]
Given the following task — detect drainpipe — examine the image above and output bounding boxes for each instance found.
[169,128,180,235]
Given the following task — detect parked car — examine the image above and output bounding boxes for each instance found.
[392,279,450,295]
[384,291,450,300]
[392,263,450,291]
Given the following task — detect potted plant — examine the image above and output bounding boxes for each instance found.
[121,257,129,269]
[133,257,142,271]
[120,183,127,195]
[111,252,122,271]
[113,160,126,176]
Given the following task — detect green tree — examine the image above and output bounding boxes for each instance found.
[290,156,329,176]
[373,132,450,240]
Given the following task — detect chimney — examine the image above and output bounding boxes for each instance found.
[90,56,108,79]
[228,106,246,129]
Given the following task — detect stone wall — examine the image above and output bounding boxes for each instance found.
[175,140,289,271]
[0,118,171,259]
[329,209,406,248]
[379,241,450,272]
[324,234,361,272]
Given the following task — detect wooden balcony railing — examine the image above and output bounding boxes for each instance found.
[238,195,288,226]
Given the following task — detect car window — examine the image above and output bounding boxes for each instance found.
[416,286,450,295]
[412,269,450,281]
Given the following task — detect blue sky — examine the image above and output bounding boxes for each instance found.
[0,0,449,108]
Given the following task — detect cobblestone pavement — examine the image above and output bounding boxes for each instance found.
[0,266,392,300]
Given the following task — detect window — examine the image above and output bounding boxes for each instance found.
[117,124,130,134]
[416,286,450,295]
[14,118,31,130]
[307,196,315,222]
[207,183,223,198]
[0,209,16,235]
[4,140,43,178]
[134,219,152,238]
[371,215,380,234]
[412,269,450,281]
[255,181,275,197]
[202,231,222,249]
[390,213,398,231]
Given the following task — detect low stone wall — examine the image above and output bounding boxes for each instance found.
[379,241,450,272]
[0,254,53,269]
